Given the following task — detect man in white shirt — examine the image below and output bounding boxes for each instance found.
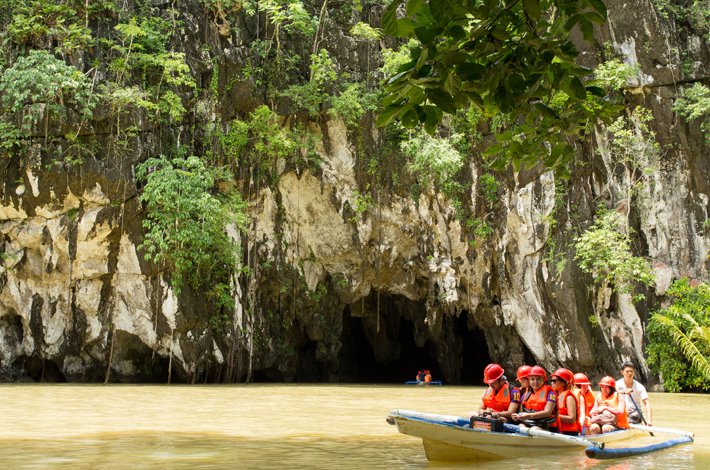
[615,362,653,425]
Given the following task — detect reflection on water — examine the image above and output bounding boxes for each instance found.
[0,384,706,469]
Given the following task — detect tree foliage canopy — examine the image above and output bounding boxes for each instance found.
[378,0,613,172]
[647,279,710,392]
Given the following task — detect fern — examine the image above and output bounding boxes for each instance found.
[652,314,710,381]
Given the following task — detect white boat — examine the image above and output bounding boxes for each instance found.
[387,409,686,461]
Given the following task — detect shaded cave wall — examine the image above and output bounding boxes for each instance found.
[0,1,708,384]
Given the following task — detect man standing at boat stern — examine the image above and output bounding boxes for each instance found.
[615,362,653,426]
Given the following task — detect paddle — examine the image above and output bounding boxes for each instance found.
[627,393,654,436]
[629,423,695,438]
[503,423,603,449]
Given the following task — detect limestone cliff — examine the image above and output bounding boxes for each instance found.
[0,0,707,384]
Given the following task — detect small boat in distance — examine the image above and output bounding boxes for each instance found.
[404,380,443,385]
[387,409,694,461]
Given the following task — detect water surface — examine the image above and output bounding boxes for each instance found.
[0,384,706,468]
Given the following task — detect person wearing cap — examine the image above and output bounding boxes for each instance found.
[573,372,594,435]
[615,362,652,426]
[476,363,520,422]
[550,368,580,435]
[589,376,629,434]
[511,365,557,430]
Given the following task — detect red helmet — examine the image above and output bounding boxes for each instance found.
[599,376,616,389]
[528,365,548,381]
[516,365,531,381]
[573,372,591,386]
[483,363,505,384]
[551,368,574,385]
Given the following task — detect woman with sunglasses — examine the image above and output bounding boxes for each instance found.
[589,376,629,434]
[511,366,557,430]
[550,368,580,435]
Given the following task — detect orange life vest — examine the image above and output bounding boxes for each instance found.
[557,390,581,433]
[595,391,629,429]
[581,388,595,427]
[482,382,511,412]
[522,385,557,418]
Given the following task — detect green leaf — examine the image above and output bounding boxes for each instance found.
[579,20,594,42]
[377,104,406,127]
[406,85,427,104]
[505,73,526,94]
[584,12,607,24]
[415,47,430,70]
[464,91,484,108]
[414,26,435,44]
[382,1,406,35]
[482,143,503,157]
[429,0,458,22]
[423,105,442,133]
[564,14,582,31]
[448,25,467,41]
[401,108,420,128]
[588,0,608,21]
[398,18,419,35]
[563,76,587,99]
[457,62,486,81]
[406,0,425,16]
[522,0,540,19]
[426,88,457,113]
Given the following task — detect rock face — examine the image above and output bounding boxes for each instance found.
[0,1,708,384]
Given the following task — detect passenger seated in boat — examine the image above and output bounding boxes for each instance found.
[550,368,580,436]
[511,366,557,431]
[589,376,629,435]
[474,363,520,422]
[516,365,531,399]
[414,370,433,383]
[573,372,594,435]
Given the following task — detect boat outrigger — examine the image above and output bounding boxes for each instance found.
[387,409,694,461]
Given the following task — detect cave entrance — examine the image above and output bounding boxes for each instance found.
[339,303,441,383]
[456,311,492,385]
[337,294,495,385]
[340,305,441,384]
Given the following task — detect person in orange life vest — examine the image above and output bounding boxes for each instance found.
[516,365,532,399]
[589,376,629,435]
[573,372,594,435]
[476,364,520,422]
[424,370,432,383]
[511,365,557,431]
[567,374,584,432]
[549,368,580,436]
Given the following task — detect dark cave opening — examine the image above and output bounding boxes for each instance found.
[338,306,441,383]
[336,296,493,385]
[455,311,492,385]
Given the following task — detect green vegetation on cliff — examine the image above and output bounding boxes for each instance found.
[647,279,710,392]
